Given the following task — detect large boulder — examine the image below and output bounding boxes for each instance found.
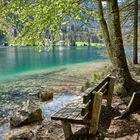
[10,100,43,127]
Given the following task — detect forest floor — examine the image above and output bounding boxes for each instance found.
[36,64,140,140]
[0,62,140,140]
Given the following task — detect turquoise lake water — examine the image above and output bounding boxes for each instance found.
[1,46,132,81]
[0,46,109,81]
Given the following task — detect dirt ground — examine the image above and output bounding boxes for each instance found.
[35,64,140,140]
[35,95,140,140]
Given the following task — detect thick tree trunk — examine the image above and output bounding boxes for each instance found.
[97,0,140,119]
[133,0,138,64]
[98,0,140,92]
[106,0,133,89]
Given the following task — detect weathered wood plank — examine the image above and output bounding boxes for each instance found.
[93,76,109,92]
[67,107,82,120]
[81,100,91,116]
[51,107,69,119]
[107,76,115,106]
[83,76,109,104]
[83,112,90,122]
[98,82,109,94]
[89,92,103,135]
[83,88,93,104]
[61,121,72,139]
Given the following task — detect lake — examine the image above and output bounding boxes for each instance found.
[0,46,109,81]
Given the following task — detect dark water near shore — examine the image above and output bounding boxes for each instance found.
[0,46,108,81]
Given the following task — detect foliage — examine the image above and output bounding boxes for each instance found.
[84,65,113,90]
[84,80,91,90]
[114,83,128,96]
[0,0,97,49]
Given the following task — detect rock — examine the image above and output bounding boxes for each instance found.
[38,90,53,102]
[10,100,43,127]
[104,138,109,140]
[9,131,34,140]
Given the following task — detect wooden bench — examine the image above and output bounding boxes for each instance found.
[51,75,115,139]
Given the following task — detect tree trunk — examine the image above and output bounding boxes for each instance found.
[97,0,114,64]
[133,0,138,64]
[88,32,91,47]
[97,0,140,92]
[106,0,134,90]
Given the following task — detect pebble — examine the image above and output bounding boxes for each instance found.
[104,138,110,140]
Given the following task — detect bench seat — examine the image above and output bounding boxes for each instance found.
[51,99,89,124]
[51,75,115,139]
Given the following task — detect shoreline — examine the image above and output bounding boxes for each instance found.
[0,62,110,139]
[0,62,110,118]
[0,61,109,83]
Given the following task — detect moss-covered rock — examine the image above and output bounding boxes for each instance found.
[38,90,53,102]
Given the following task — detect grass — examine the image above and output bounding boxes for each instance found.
[114,83,127,96]
[83,65,113,90]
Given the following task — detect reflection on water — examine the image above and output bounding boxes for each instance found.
[0,46,108,81]
[0,94,77,139]
[41,93,77,119]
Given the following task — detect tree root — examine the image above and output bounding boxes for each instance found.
[118,92,140,119]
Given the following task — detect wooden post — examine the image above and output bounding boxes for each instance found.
[107,76,115,107]
[61,121,72,139]
[89,92,103,135]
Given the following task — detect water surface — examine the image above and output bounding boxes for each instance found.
[0,46,108,81]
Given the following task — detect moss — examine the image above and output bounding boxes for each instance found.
[135,68,140,75]
[84,80,91,90]
[114,83,127,96]
[40,92,53,102]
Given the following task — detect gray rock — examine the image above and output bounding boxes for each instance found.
[9,131,34,140]
[10,100,43,127]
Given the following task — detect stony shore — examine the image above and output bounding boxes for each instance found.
[0,62,109,139]
[0,62,140,140]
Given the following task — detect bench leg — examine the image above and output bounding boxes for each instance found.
[61,121,72,139]
[89,92,103,135]
[107,77,115,107]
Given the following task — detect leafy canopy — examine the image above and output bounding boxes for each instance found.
[0,0,96,49]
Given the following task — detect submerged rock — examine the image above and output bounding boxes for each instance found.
[10,100,43,127]
[38,90,53,102]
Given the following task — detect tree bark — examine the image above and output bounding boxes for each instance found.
[133,0,138,64]
[97,0,140,92]
[106,0,134,89]
[97,0,114,64]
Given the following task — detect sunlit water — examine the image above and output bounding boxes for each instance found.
[0,46,109,81]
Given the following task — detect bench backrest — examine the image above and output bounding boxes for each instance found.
[81,75,115,121]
